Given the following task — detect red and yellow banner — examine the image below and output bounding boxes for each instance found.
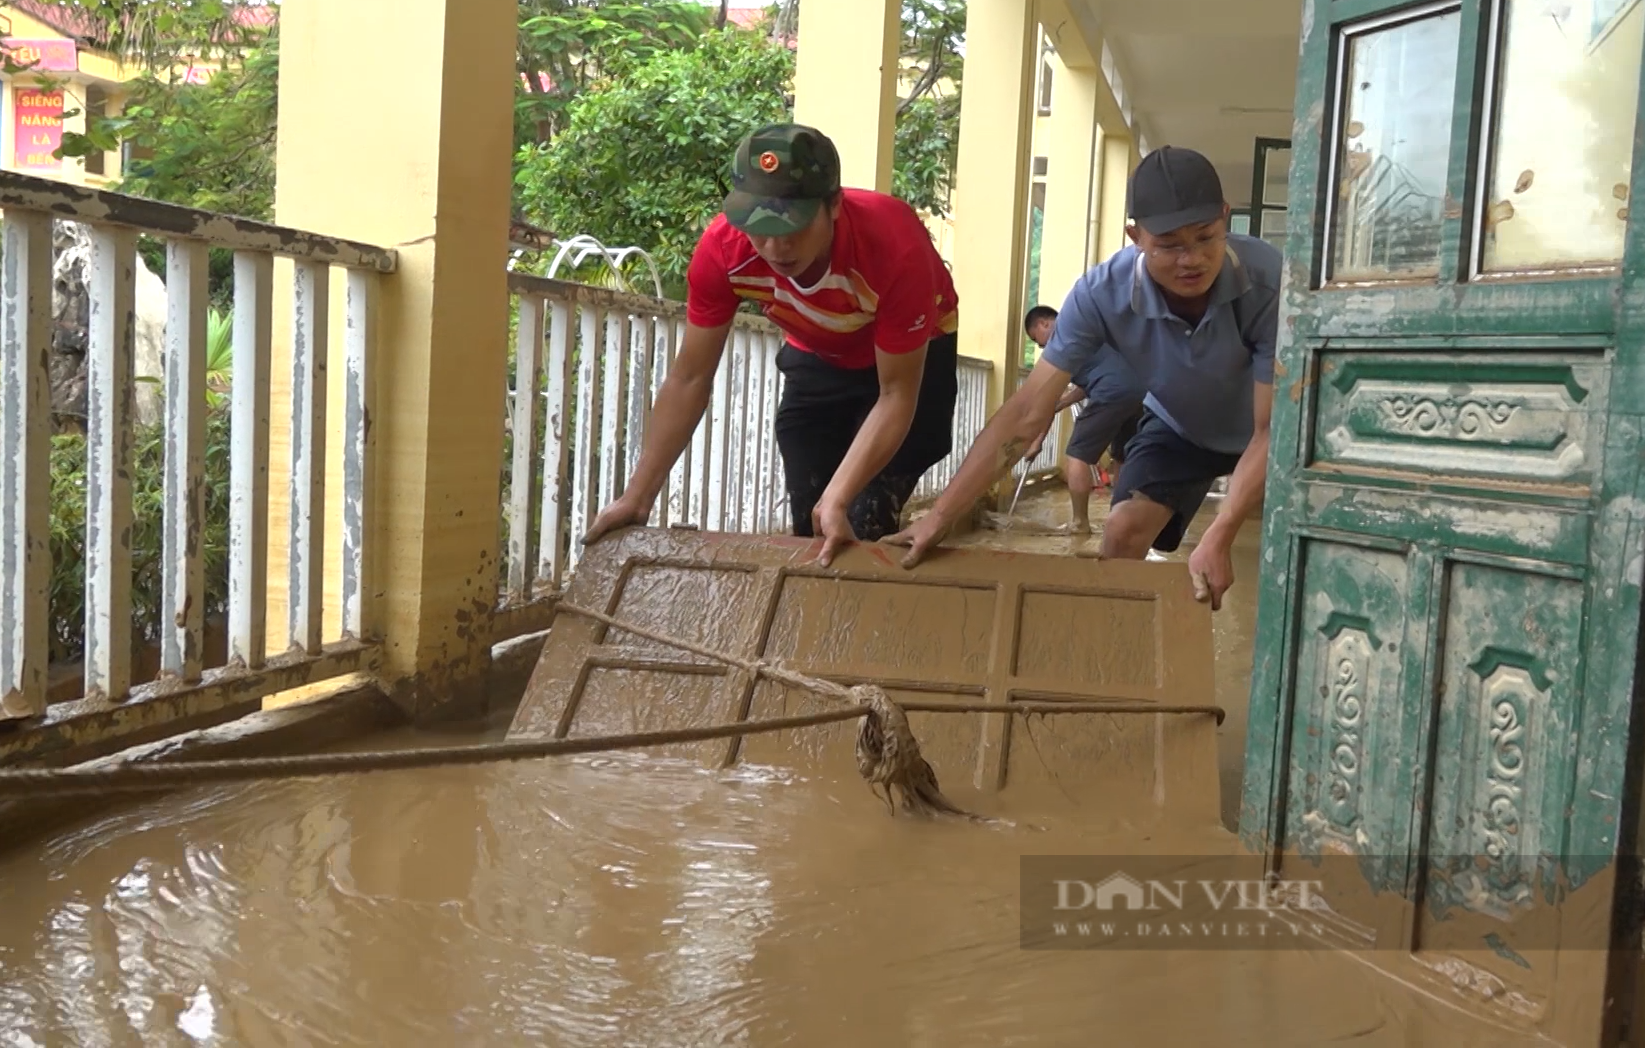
[14,89,65,170]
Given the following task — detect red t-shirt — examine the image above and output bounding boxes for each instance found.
[685,188,960,370]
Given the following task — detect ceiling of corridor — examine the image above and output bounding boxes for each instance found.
[1083,0,1306,208]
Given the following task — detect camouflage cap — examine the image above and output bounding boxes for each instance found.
[723,124,842,237]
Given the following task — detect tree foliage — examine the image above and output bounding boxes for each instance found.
[514,29,794,296]
[35,0,260,68]
[515,0,714,145]
[893,0,964,217]
[70,32,279,222]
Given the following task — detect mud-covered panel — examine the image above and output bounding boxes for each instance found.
[762,576,996,682]
[510,528,1218,813]
[1002,707,1219,826]
[740,680,984,785]
[607,563,765,655]
[1014,588,1159,691]
[1413,561,1586,1004]
[571,667,734,764]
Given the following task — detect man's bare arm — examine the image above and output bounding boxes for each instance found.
[888,359,1073,562]
[1203,380,1272,547]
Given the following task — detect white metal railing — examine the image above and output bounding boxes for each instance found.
[502,274,788,603]
[500,276,1045,606]
[0,171,390,739]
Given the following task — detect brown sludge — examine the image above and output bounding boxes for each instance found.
[0,493,1562,1045]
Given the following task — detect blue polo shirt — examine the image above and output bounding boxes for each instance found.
[1064,346,1145,408]
[1041,234,1281,455]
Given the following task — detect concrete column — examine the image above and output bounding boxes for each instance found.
[1038,51,1099,307]
[1095,132,1134,262]
[950,0,1038,416]
[270,0,517,718]
[793,0,900,192]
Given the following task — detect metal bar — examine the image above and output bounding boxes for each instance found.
[341,269,375,639]
[626,314,654,489]
[688,321,711,528]
[568,304,604,560]
[653,318,678,528]
[762,334,783,533]
[0,210,53,718]
[0,171,397,272]
[161,240,209,682]
[288,260,329,655]
[707,341,732,531]
[0,641,381,767]
[228,251,273,670]
[507,295,544,602]
[597,312,629,508]
[83,224,137,703]
[537,296,575,591]
[745,331,768,533]
[725,328,747,531]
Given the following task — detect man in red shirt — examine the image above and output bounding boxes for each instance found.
[584,123,961,565]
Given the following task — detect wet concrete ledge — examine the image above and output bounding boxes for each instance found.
[0,632,550,857]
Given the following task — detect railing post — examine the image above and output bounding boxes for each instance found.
[162,240,210,682]
[0,210,52,719]
[229,251,274,669]
[83,225,136,704]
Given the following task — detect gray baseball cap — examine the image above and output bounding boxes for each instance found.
[1127,146,1226,235]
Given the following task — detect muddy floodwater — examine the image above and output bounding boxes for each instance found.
[0,491,1539,1046]
[0,752,1546,1047]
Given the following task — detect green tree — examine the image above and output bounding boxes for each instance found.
[515,0,714,146]
[514,28,795,297]
[893,0,964,217]
[83,32,279,222]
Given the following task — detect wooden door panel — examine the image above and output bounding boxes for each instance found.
[1282,539,1418,866]
[510,528,1223,825]
[1310,352,1607,488]
[1411,561,1588,1006]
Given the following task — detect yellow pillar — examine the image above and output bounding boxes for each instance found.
[1095,132,1134,262]
[793,0,899,192]
[271,0,517,718]
[1038,51,1099,307]
[950,0,1038,416]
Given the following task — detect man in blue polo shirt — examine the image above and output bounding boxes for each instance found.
[889,146,1280,611]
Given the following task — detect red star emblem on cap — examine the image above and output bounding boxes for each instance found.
[758,151,780,172]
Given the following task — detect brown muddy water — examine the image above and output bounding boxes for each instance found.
[0,490,1534,1046]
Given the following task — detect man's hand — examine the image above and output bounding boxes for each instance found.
[883,509,952,569]
[1187,535,1235,612]
[813,501,857,567]
[584,493,653,546]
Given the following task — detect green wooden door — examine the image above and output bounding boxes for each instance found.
[1241,0,1645,1040]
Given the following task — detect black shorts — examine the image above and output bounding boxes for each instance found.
[1065,398,1144,464]
[1111,409,1243,553]
[773,331,959,540]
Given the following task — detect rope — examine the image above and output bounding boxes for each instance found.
[0,708,869,799]
[0,601,1224,806]
[555,602,861,702]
